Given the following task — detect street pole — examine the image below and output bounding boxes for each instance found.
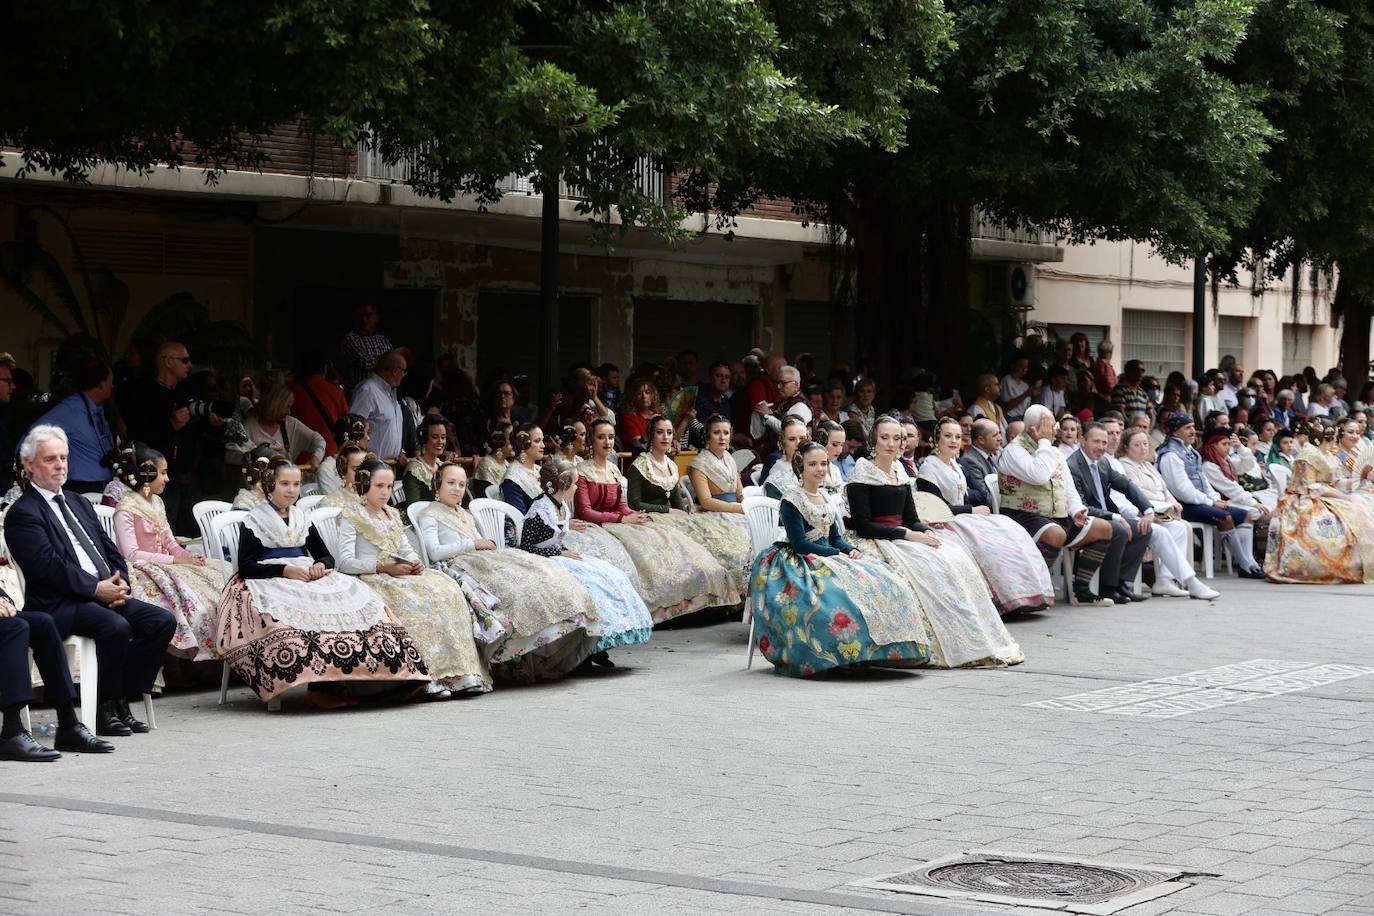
[1192,255,1207,376]
[540,174,560,403]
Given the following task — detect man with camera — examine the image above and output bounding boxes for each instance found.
[34,352,116,496]
[122,341,225,533]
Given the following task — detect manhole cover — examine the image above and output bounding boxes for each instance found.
[855,850,1203,914]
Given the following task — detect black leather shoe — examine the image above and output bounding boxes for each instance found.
[0,731,61,762]
[114,699,150,734]
[54,722,114,753]
[1073,589,1114,606]
[95,702,132,737]
[1112,587,1148,603]
[1238,567,1266,580]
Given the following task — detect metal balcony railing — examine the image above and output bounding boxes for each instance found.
[972,211,1046,246]
[354,137,665,203]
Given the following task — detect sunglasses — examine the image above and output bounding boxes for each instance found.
[164,355,192,364]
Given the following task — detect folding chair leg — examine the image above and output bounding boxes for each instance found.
[218,662,231,705]
[143,693,156,730]
[20,705,30,733]
[746,613,757,669]
[1203,527,1215,579]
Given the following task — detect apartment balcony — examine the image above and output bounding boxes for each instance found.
[971,211,1064,263]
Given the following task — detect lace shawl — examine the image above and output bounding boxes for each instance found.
[341,504,407,559]
[116,491,168,528]
[502,461,541,499]
[577,457,625,485]
[848,457,908,488]
[422,501,480,539]
[781,486,836,541]
[632,452,679,493]
[243,501,309,549]
[916,455,967,505]
[689,449,739,493]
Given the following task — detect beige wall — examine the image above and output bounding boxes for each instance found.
[1032,240,1340,375]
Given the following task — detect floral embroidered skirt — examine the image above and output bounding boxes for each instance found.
[749,546,930,678]
[128,560,230,661]
[1265,490,1374,584]
[216,575,429,701]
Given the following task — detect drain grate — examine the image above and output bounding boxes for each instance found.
[855,850,1202,914]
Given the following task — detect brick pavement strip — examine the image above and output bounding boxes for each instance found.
[1,579,1373,914]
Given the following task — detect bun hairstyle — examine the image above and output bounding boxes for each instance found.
[539,455,578,496]
[260,457,295,495]
[486,424,511,456]
[868,412,904,447]
[432,459,467,498]
[353,458,392,497]
[335,413,369,447]
[243,444,285,489]
[812,419,843,444]
[334,444,369,480]
[791,441,828,477]
[114,443,164,490]
[648,414,672,435]
[558,423,580,450]
[512,422,540,456]
[705,414,732,433]
[589,417,615,438]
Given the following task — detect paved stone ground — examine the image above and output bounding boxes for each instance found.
[3,578,1373,915]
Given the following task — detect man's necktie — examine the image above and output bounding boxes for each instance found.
[54,493,112,580]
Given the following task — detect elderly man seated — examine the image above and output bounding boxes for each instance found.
[996,405,1119,606]
[4,425,176,738]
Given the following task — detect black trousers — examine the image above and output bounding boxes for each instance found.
[0,612,74,709]
[44,599,175,699]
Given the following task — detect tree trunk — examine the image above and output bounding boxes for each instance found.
[1335,264,1373,380]
[539,175,560,403]
[848,192,972,399]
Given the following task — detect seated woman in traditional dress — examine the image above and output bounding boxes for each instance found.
[565,419,648,594]
[915,418,1054,615]
[673,415,753,593]
[111,445,229,662]
[336,459,491,698]
[316,415,369,496]
[1115,429,1220,600]
[520,457,653,652]
[762,416,809,498]
[815,420,850,517]
[472,423,513,500]
[751,442,930,678]
[847,415,1023,668]
[1200,427,1276,522]
[623,415,743,610]
[400,416,448,511]
[1336,417,1365,478]
[232,444,282,509]
[1266,419,1374,583]
[418,462,601,679]
[216,459,429,708]
[320,445,370,509]
[500,423,544,515]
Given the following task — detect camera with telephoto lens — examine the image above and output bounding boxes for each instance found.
[175,397,235,420]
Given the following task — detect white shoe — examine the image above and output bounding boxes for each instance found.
[1151,577,1189,598]
[1185,578,1220,601]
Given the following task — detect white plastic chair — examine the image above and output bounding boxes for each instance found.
[94,504,118,544]
[741,496,781,669]
[742,486,764,500]
[193,500,233,564]
[1188,522,1218,579]
[984,473,1000,512]
[1271,463,1292,492]
[309,507,343,558]
[406,501,432,564]
[731,449,755,474]
[678,475,697,510]
[208,510,268,707]
[469,498,524,546]
[297,494,325,514]
[81,492,104,506]
[300,482,322,498]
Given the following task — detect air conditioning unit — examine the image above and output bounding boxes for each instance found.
[990,262,1037,310]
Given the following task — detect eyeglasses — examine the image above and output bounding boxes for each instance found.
[163,355,192,364]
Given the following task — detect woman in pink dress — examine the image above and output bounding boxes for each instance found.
[111,445,230,661]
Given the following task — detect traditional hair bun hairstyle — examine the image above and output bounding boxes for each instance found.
[260,457,295,495]
[812,419,843,444]
[512,423,540,456]
[354,458,391,497]
[335,413,369,447]
[867,412,904,447]
[539,456,577,496]
[333,443,368,481]
[243,445,284,489]
[114,443,164,489]
[791,441,828,477]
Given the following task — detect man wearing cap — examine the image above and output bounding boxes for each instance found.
[1156,414,1265,578]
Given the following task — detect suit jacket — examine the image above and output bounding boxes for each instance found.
[958,448,997,508]
[5,485,127,614]
[1067,450,1151,518]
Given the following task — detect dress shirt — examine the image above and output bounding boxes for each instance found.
[1307,401,1330,418]
[997,438,1086,517]
[1157,443,1221,506]
[349,374,403,459]
[999,375,1030,419]
[36,486,99,576]
[1036,386,1067,416]
[1219,384,1239,411]
[36,393,114,483]
[1088,461,1108,508]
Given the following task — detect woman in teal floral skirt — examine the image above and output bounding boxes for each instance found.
[750,443,930,677]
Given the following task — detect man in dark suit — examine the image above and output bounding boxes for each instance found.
[0,583,112,760]
[6,425,175,738]
[1067,421,1153,603]
[959,418,1001,508]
